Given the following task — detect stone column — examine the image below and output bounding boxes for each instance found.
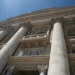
[0,30,8,41]
[47,22,70,75]
[38,65,48,75]
[6,65,16,75]
[0,26,30,74]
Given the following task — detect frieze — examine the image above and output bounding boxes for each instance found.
[18,47,45,56]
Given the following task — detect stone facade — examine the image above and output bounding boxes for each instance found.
[0,6,75,75]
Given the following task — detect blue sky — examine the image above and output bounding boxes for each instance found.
[0,0,75,21]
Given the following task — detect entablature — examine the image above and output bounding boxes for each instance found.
[7,54,75,71]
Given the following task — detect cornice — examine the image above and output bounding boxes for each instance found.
[7,8,75,23]
[0,7,75,25]
[11,6,75,19]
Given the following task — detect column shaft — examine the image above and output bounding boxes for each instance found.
[0,30,7,41]
[0,26,28,74]
[40,72,45,75]
[47,22,70,75]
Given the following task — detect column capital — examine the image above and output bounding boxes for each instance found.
[0,25,12,32]
[38,65,48,74]
[19,21,32,30]
[50,16,65,26]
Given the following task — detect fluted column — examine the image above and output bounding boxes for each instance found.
[47,22,70,75]
[0,26,29,74]
[0,30,8,41]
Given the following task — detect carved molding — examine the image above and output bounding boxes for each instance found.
[20,30,50,48]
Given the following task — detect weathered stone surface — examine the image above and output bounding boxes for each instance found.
[47,22,70,75]
[0,6,75,75]
[0,26,28,74]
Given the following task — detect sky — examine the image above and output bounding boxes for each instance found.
[0,0,75,21]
